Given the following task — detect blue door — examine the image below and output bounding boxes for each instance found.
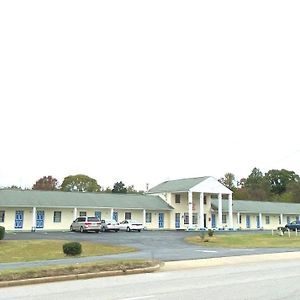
[36,210,44,229]
[246,215,251,228]
[15,210,24,229]
[159,213,164,228]
[175,213,180,229]
[256,215,260,228]
[113,211,118,222]
[211,214,216,228]
[95,211,101,220]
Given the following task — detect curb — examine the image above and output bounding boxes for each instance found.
[0,263,161,288]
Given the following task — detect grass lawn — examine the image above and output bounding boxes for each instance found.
[0,260,158,282]
[0,240,136,263]
[186,233,300,248]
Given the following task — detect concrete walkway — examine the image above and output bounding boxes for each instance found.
[161,251,300,271]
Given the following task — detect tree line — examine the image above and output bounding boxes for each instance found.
[2,168,300,202]
[219,168,300,203]
[1,174,143,194]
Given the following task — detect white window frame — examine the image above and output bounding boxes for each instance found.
[0,210,5,222]
[125,212,131,220]
[222,214,227,224]
[53,211,61,223]
[146,212,152,223]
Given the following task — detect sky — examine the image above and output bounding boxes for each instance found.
[0,1,299,191]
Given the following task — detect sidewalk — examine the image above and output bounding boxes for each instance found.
[161,251,300,271]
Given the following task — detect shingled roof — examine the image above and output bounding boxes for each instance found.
[148,177,210,193]
[212,199,300,215]
[0,190,174,210]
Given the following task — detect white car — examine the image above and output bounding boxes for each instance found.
[119,220,144,232]
[100,219,120,232]
[70,216,101,233]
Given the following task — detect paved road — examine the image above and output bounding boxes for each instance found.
[1,230,298,270]
[2,257,300,299]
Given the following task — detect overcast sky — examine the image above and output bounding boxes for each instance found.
[0,1,299,191]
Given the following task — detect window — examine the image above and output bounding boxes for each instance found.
[286,216,291,224]
[239,214,242,224]
[297,216,299,222]
[175,194,180,204]
[279,215,282,224]
[0,211,5,222]
[265,216,270,224]
[184,213,189,224]
[222,214,227,224]
[125,212,131,220]
[53,211,61,223]
[204,196,207,205]
[192,213,198,225]
[146,212,152,223]
[79,211,86,217]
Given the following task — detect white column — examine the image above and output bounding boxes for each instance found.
[111,208,114,220]
[143,209,146,225]
[188,191,193,229]
[218,193,222,228]
[259,213,263,229]
[280,213,283,225]
[237,212,240,227]
[199,192,204,229]
[228,193,233,229]
[32,207,36,231]
[73,207,77,220]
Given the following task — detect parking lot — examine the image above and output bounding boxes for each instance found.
[4,230,299,263]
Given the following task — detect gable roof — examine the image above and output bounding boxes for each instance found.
[211,199,300,215]
[148,177,210,193]
[0,190,173,210]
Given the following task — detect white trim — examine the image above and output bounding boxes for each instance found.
[228,193,233,229]
[199,192,204,228]
[218,193,222,228]
[188,191,193,228]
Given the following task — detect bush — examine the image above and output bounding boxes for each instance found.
[63,242,82,256]
[199,231,206,241]
[0,226,5,240]
[208,229,214,237]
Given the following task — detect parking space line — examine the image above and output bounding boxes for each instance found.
[196,250,218,253]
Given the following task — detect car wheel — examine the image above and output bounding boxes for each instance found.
[95,230,100,233]
[138,229,141,232]
[80,226,84,233]
[126,227,131,232]
[101,227,106,232]
[70,225,73,232]
[115,229,119,232]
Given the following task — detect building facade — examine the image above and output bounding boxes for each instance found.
[0,176,299,231]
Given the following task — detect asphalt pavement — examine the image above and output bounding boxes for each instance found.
[1,230,299,270]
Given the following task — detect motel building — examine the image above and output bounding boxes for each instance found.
[0,176,300,231]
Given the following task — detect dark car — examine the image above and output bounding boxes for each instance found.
[285,220,300,231]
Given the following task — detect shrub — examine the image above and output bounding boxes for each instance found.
[199,231,206,241]
[0,226,5,240]
[63,242,82,256]
[208,229,214,237]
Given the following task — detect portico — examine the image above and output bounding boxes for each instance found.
[148,176,233,230]
[187,191,233,230]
